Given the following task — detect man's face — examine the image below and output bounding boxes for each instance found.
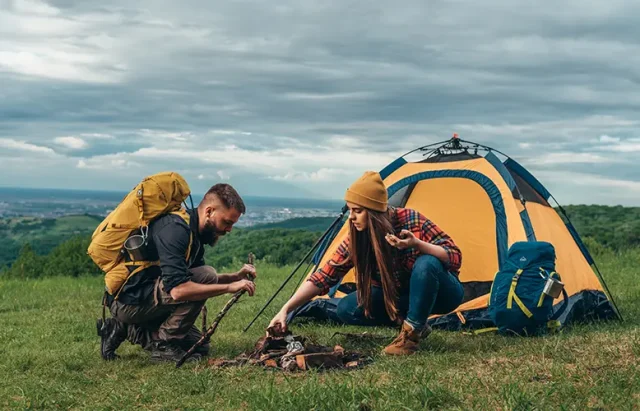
[200,205,241,246]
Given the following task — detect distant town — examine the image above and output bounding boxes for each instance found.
[0,187,344,227]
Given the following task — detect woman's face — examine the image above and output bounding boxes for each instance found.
[347,202,369,231]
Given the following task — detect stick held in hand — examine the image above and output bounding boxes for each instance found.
[176,252,256,368]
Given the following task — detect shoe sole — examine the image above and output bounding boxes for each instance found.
[382,348,418,356]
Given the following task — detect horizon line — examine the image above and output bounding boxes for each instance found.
[0,185,345,202]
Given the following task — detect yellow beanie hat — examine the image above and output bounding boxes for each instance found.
[344,171,388,212]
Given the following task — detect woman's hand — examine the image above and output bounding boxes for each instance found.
[385,229,418,250]
[265,282,323,336]
[268,309,289,334]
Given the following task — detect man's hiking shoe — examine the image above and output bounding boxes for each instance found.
[97,318,127,360]
[150,341,201,363]
[179,327,210,357]
[383,321,422,356]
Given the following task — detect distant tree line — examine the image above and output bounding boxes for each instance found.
[1,205,638,279]
[561,205,640,251]
[204,228,321,268]
[0,236,74,268]
[0,229,321,279]
[2,237,102,279]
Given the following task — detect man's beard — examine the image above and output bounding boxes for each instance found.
[201,219,226,246]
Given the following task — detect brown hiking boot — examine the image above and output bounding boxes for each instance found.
[383,321,422,356]
[97,318,127,360]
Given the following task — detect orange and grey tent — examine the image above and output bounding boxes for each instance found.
[244,136,620,332]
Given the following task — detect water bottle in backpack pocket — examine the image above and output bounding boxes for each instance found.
[488,241,569,336]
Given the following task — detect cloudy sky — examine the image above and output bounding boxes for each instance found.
[1,0,639,205]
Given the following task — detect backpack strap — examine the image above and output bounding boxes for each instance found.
[537,271,558,307]
[506,269,521,309]
[544,287,570,331]
[186,231,193,263]
[136,184,146,227]
[550,287,570,321]
[468,327,499,336]
[506,269,533,318]
[113,260,161,300]
[183,231,207,329]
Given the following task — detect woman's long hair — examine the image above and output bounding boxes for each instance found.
[348,208,400,321]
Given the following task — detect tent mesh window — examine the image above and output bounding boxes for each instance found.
[508,170,550,206]
[460,281,492,304]
[387,184,412,208]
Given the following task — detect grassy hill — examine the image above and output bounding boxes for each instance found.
[0,214,101,241]
[0,248,638,409]
[1,205,639,408]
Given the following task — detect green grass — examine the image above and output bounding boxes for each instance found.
[1,251,639,410]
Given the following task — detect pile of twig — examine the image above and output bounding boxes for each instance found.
[206,328,371,372]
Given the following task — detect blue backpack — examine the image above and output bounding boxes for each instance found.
[488,241,569,336]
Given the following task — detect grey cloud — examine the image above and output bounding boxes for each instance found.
[1,0,639,203]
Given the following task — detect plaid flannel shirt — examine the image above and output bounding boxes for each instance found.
[308,207,462,295]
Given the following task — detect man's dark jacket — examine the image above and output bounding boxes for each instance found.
[112,209,205,305]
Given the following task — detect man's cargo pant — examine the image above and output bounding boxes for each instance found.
[108,266,218,352]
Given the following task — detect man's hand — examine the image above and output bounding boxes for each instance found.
[236,264,257,281]
[385,229,418,250]
[227,279,256,296]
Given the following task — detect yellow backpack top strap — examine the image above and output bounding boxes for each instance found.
[186,232,193,263]
[135,183,146,227]
[169,209,193,264]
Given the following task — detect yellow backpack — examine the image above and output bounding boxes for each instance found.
[88,171,194,298]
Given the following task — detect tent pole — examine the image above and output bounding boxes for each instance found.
[590,259,624,321]
[457,138,623,321]
[554,201,624,321]
[289,259,317,299]
[242,205,348,333]
[400,139,451,158]
[495,146,623,322]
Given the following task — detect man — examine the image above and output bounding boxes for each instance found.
[97,183,257,363]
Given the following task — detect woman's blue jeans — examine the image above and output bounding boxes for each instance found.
[335,255,464,331]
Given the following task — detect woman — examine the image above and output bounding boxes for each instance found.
[269,171,464,355]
